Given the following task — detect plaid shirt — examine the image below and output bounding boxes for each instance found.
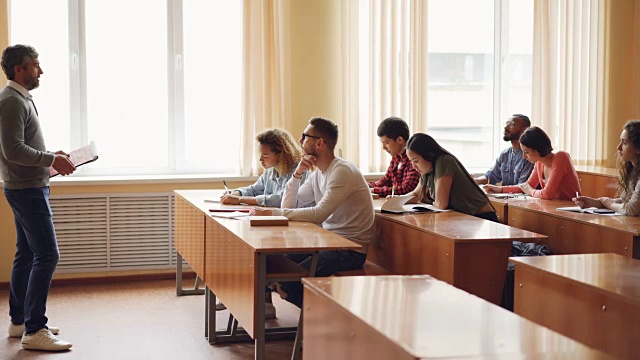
[369,150,420,197]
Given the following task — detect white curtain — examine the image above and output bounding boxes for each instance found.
[240,0,291,176]
[532,0,607,165]
[341,0,429,173]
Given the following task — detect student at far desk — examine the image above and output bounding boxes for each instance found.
[403,133,498,222]
[221,129,306,206]
[474,114,534,186]
[484,126,581,200]
[574,120,640,215]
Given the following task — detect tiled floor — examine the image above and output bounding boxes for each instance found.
[0,279,299,359]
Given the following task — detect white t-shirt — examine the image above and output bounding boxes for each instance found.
[273,157,375,252]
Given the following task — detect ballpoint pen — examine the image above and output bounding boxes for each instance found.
[223,180,230,194]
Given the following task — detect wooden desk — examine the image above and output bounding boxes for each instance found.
[575,165,618,198]
[370,199,547,304]
[511,254,640,359]
[302,276,611,360]
[174,190,361,360]
[504,198,640,257]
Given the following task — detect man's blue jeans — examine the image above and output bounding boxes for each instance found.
[279,250,366,308]
[4,186,59,334]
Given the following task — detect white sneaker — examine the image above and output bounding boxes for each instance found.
[21,329,72,351]
[8,323,59,338]
[265,302,277,319]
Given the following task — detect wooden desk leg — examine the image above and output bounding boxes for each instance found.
[255,253,267,360]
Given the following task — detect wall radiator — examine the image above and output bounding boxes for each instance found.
[50,192,185,273]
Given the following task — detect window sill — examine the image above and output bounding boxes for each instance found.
[28,172,385,187]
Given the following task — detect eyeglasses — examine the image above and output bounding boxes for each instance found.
[302,133,322,141]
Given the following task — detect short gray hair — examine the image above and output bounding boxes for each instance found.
[1,45,39,80]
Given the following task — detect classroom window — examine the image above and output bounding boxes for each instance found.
[358,0,533,170]
[430,0,533,169]
[9,0,243,176]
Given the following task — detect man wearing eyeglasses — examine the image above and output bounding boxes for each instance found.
[474,114,534,186]
[251,117,375,308]
[0,45,75,351]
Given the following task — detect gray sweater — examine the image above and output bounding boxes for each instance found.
[0,85,54,189]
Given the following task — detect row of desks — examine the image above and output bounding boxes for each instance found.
[485,167,640,359]
[175,190,549,358]
[175,188,636,359]
[490,197,640,258]
[370,198,546,304]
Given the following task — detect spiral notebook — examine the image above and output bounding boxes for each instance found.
[49,141,99,177]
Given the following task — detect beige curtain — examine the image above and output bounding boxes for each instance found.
[241,0,291,176]
[634,0,640,118]
[341,0,428,173]
[532,0,607,166]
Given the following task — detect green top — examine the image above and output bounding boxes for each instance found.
[424,154,490,216]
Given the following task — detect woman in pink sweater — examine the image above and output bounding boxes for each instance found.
[485,127,581,200]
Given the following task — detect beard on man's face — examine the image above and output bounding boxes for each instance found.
[503,131,518,142]
[24,76,39,91]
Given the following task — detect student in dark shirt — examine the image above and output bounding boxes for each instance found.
[404,133,498,222]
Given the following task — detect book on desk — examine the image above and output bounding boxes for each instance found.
[247,215,289,226]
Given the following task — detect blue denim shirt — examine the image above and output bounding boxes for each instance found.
[484,146,534,186]
[237,164,306,207]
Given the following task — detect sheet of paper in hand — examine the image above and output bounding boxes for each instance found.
[49,141,99,177]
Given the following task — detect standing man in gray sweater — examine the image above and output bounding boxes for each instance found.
[0,45,75,351]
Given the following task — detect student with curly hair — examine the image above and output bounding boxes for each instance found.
[221,129,306,206]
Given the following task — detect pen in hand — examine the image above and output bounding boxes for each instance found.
[223,180,230,195]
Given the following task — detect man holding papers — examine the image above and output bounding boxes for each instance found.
[251,117,375,307]
[0,45,74,351]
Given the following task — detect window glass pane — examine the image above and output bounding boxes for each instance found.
[182,1,243,174]
[84,0,169,171]
[9,0,71,153]
[428,0,495,168]
[505,0,533,121]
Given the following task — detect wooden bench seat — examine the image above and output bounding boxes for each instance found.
[335,260,395,276]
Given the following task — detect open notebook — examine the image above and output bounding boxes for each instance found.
[556,206,619,215]
[378,194,449,214]
[49,141,99,177]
